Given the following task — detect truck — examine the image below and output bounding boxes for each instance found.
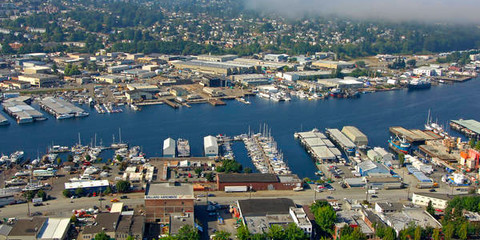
[225,186,248,193]
[367,189,377,195]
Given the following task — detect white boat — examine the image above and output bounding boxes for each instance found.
[10,151,24,163]
[56,113,74,120]
[50,145,69,153]
[258,92,271,99]
[75,112,90,117]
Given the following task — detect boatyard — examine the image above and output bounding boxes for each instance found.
[294,129,341,164]
[2,96,45,123]
[389,126,442,143]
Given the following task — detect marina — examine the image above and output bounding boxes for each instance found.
[242,127,291,175]
[2,96,45,124]
[38,97,89,120]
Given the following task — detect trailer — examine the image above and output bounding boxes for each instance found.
[225,186,248,193]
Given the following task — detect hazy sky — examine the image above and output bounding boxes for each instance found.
[244,0,480,23]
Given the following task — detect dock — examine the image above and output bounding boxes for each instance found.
[0,112,9,126]
[208,99,226,106]
[433,76,473,82]
[294,129,342,164]
[38,97,88,119]
[163,99,180,109]
[450,119,480,139]
[389,127,441,143]
[2,96,45,124]
[418,144,457,163]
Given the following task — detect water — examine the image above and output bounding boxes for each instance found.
[1,79,479,178]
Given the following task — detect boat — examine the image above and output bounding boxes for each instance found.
[75,112,90,117]
[408,78,431,90]
[258,92,270,99]
[177,138,191,157]
[293,186,304,191]
[50,145,70,153]
[10,151,24,163]
[388,136,411,154]
[56,113,74,120]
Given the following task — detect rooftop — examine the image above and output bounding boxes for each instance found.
[8,217,46,237]
[217,173,279,183]
[451,119,480,135]
[238,198,296,217]
[82,213,120,234]
[145,182,194,199]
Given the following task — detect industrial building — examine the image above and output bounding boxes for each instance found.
[230,74,270,87]
[411,192,453,210]
[93,74,128,84]
[144,182,195,224]
[0,193,14,207]
[197,54,238,62]
[312,60,355,69]
[204,135,218,157]
[295,130,341,162]
[163,138,176,158]
[2,96,45,124]
[80,213,144,240]
[278,70,331,81]
[317,78,364,90]
[341,126,368,146]
[264,54,289,62]
[18,74,59,87]
[64,179,110,194]
[356,160,390,177]
[450,119,480,139]
[326,128,356,154]
[6,217,70,240]
[216,173,302,191]
[172,60,257,75]
[38,97,88,119]
[107,65,131,73]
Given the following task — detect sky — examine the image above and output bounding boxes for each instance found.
[244,0,480,23]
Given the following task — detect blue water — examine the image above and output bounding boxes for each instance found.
[1,79,479,178]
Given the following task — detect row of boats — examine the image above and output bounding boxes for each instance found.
[94,103,123,114]
[0,151,24,165]
[257,91,292,102]
[242,130,291,175]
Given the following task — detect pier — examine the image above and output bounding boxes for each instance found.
[0,112,9,126]
[389,127,441,143]
[450,119,480,139]
[38,97,89,119]
[208,99,226,106]
[2,96,45,124]
[294,129,342,165]
[163,99,180,109]
[325,128,356,154]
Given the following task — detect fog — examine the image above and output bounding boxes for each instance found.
[244,0,480,23]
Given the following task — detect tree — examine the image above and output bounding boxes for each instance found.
[236,224,251,240]
[475,140,480,151]
[126,236,135,240]
[426,200,435,216]
[244,167,253,174]
[94,231,110,240]
[23,190,35,201]
[407,59,416,68]
[398,153,405,167]
[469,138,475,148]
[70,215,77,223]
[330,67,343,79]
[103,186,112,195]
[37,189,47,200]
[267,224,285,240]
[432,228,440,240]
[444,222,455,240]
[355,60,366,68]
[312,203,337,235]
[75,187,85,196]
[194,167,202,177]
[284,223,308,240]
[176,225,199,240]
[212,230,231,240]
[67,154,74,162]
[56,157,62,165]
[414,226,422,240]
[457,222,468,240]
[63,189,72,198]
[205,172,214,182]
[116,180,131,193]
[86,155,91,161]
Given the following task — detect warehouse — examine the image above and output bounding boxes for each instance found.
[37,218,70,240]
[64,180,110,194]
[326,128,356,154]
[172,60,256,75]
[18,74,59,87]
[278,70,331,81]
[216,173,302,191]
[312,60,355,69]
[163,138,176,158]
[197,54,238,62]
[204,135,218,157]
[356,160,390,177]
[144,182,195,223]
[341,126,368,146]
[317,78,364,90]
[230,74,270,87]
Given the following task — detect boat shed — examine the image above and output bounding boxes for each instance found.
[163,138,176,158]
[37,218,70,240]
[64,180,109,194]
[341,126,368,146]
[204,135,218,157]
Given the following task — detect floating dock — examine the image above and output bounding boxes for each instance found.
[325,128,356,154]
[163,99,180,109]
[294,129,342,163]
[2,96,45,124]
[0,112,9,126]
[450,119,480,139]
[38,97,89,119]
[389,127,441,143]
[209,99,226,106]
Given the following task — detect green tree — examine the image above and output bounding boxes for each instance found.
[284,223,308,240]
[194,167,202,177]
[475,140,480,151]
[383,227,397,240]
[355,60,366,68]
[267,224,285,240]
[56,157,62,165]
[432,228,440,240]
[63,189,72,198]
[205,172,214,182]
[313,203,337,235]
[426,200,435,216]
[176,225,199,240]
[23,190,35,201]
[37,189,47,201]
[414,226,422,240]
[126,236,135,240]
[103,186,112,195]
[116,180,131,193]
[444,222,455,240]
[86,155,91,161]
[244,167,253,173]
[94,231,110,240]
[469,138,475,148]
[212,230,231,240]
[236,224,251,240]
[406,59,416,68]
[457,222,468,240]
[330,67,343,78]
[75,187,85,196]
[70,215,77,223]
[67,154,74,162]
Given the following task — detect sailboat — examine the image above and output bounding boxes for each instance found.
[111,128,128,149]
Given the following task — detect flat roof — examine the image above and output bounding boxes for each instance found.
[218,173,278,183]
[64,180,109,190]
[451,119,480,135]
[110,202,124,213]
[82,213,120,234]
[145,182,194,199]
[8,218,46,237]
[238,198,295,217]
[37,218,70,240]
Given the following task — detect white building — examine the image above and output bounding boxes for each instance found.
[37,218,70,240]
[289,207,313,238]
[411,192,452,210]
[470,54,480,61]
[204,135,218,157]
[163,138,176,158]
[413,66,442,77]
[264,54,288,62]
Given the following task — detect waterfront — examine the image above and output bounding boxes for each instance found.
[1,78,479,178]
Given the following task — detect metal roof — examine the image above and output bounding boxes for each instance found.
[451,119,480,135]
